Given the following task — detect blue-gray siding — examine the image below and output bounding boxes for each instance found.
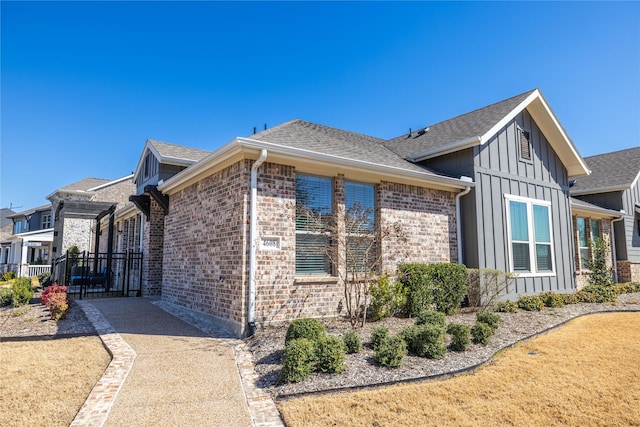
[622,178,640,261]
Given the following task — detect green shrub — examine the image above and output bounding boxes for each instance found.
[471,322,493,345]
[0,288,12,307]
[373,335,407,368]
[280,338,316,383]
[285,318,327,344]
[576,285,617,304]
[539,291,565,308]
[369,273,406,320]
[2,271,16,281]
[11,278,34,306]
[586,237,615,286]
[397,263,433,317]
[496,300,518,313]
[315,336,347,374]
[446,323,471,352]
[610,282,640,295]
[37,271,51,286]
[517,295,544,312]
[343,330,362,354]
[370,326,390,351]
[402,324,446,359]
[428,263,468,315]
[476,311,502,331]
[561,293,580,305]
[415,309,446,328]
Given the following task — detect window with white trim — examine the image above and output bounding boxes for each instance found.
[295,174,333,275]
[577,217,601,270]
[506,195,554,274]
[42,213,52,229]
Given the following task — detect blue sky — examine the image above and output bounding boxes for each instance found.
[2,1,639,212]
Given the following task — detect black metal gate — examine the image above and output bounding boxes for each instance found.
[52,250,143,299]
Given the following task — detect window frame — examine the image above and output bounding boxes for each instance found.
[41,213,52,229]
[344,180,377,275]
[295,174,334,276]
[577,217,602,271]
[505,194,555,277]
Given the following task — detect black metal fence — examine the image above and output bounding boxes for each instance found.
[52,250,143,299]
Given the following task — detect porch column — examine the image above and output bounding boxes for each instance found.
[20,243,29,277]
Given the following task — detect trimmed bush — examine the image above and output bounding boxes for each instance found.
[0,288,12,307]
[517,295,544,312]
[370,326,390,352]
[415,310,446,328]
[428,263,468,315]
[11,278,34,306]
[343,330,362,354]
[369,273,406,320]
[446,323,471,352]
[576,285,617,304]
[561,293,580,305]
[42,285,69,320]
[471,322,493,345]
[397,263,433,317]
[280,338,316,383]
[285,318,327,344]
[496,300,518,313]
[466,268,516,308]
[37,271,51,287]
[315,336,347,374]
[539,291,565,308]
[402,324,446,359]
[373,335,407,368]
[476,311,502,332]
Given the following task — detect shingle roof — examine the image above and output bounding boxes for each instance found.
[570,197,622,217]
[249,119,446,175]
[148,139,211,162]
[7,204,51,218]
[570,147,640,194]
[384,89,537,159]
[60,178,111,192]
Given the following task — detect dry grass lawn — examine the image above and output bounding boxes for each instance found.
[0,336,111,427]
[278,312,640,427]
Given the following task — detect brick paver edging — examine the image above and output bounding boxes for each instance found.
[71,301,137,427]
[152,300,284,427]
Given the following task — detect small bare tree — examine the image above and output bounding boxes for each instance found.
[297,202,408,327]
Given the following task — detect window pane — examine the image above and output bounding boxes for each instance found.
[510,201,529,241]
[296,175,332,231]
[580,248,590,269]
[512,242,530,271]
[577,217,587,247]
[296,234,331,274]
[533,205,550,243]
[536,244,552,271]
[590,219,600,241]
[347,235,376,274]
[345,181,375,231]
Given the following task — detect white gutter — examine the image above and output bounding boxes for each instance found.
[610,211,625,282]
[248,149,268,335]
[455,176,473,265]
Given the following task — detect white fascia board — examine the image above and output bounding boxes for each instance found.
[570,185,630,196]
[16,229,54,241]
[630,170,640,192]
[236,137,472,190]
[408,136,482,162]
[87,174,134,192]
[570,201,623,219]
[479,90,541,145]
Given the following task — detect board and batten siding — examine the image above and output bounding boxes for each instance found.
[469,109,575,295]
[622,178,640,261]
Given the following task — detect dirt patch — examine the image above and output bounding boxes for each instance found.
[278,312,640,426]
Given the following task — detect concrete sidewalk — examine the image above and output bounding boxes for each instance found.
[73,297,282,427]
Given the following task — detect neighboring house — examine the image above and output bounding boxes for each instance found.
[570,147,640,282]
[128,139,211,295]
[385,89,589,296]
[0,208,16,274]
[1,205,53,277]
[47,175,135,285]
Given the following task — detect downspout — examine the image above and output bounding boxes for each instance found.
[249,149,268,336]
[455,177,473,265]
[610,212,625,282]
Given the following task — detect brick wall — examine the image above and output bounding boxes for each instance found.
[93,178,135,209]
[617,261,640,283]
[142,199,165,296]
[162,160,250,336]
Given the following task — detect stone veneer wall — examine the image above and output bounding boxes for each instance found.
[573,217,613,290]
[162,160,250,336]
[142,199,164,296]
[62,217,92,253]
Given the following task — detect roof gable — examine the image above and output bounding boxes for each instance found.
[570,147,640,195]
[133,139,211,182]
[385,89,589,177]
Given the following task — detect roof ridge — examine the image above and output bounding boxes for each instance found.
[298,120,385,142]
[583,146,640,160]
[247,119,303,139]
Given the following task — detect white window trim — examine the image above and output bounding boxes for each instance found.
[504,194,556,277]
